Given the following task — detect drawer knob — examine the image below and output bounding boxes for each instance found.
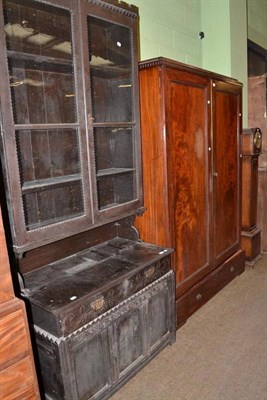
[230,266,235,273]
[196,293,202,301]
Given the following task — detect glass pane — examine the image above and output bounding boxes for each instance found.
[3,0,77,124]
[16,129,80,183]
[87,16,133,123]
[15,128,84,230]
[97,173,136,210]
[94,127,137,209]
[94,127,134,172]
[23,183,84,230]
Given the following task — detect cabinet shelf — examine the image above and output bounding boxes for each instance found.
[93,122,134,128]
[90,63,131,79]
[7,50,73,69]
[96,168,135,178]
[22,174,81,194]
[26,211,84,231]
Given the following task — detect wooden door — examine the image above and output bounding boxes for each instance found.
[165,68,212,296]
[212,80,242,267]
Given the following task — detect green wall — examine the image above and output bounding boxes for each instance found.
[132,0,249,126]
[132,0,202,66]
[201,0,247,125]
[201,0,231,76]
[247,0,267,50]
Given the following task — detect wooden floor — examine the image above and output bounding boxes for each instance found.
[111,254,267,400]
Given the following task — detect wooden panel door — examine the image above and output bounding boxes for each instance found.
[212,80,242,267]
[165,68,212,296]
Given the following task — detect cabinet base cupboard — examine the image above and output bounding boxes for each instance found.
[135,57,245,327]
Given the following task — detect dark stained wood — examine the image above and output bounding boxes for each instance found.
[176,250,245,328]
[258,170,267,252]
[135,57,244,325]
[212,81,241,267]
[248,75,267,252]
[0,0,92,252]
[22,174,81,194]
[242,156,259,231]
[242,127,262,156]
[0,0,142,254]
[19,220,119,273]
[22,238,173,336]
[248,39,267,77]
[241,229,261,264]
[0,4,176,400]
[34,270,175,400]
[241,128,262,265]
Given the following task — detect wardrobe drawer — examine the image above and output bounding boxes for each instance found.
[176,250,245,328]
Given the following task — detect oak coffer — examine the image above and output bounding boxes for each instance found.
[22,237,175,400]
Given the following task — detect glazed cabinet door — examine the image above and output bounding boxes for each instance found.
[165,68,213,295]
[0,0,92,253]
[80,0,142,224]
[212,80,242,267]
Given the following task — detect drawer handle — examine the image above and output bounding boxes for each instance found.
[196,293,202,301]
[230,266,235,273]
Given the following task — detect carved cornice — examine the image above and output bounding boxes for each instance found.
[87,0,138,19]
[139,57,242,86]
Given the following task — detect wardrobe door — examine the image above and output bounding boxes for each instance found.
[212,80,242,267]
[165,68,212,295]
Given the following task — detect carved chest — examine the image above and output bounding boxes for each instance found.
[23,238,175,399]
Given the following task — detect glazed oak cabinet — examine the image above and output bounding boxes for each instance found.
[135,58,245,327]
[0,0,142,253]
[0,3,175,400]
